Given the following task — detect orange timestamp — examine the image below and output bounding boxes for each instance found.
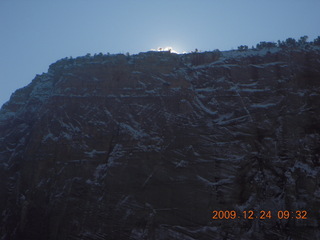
[212,210,308,220]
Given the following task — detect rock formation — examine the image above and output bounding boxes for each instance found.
[0,45,320,239]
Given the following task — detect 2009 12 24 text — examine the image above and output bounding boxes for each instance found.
[212,210,308,220]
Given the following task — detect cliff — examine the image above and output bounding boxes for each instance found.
[0,45,320,239]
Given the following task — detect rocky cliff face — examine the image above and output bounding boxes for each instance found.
[0,46,320,239]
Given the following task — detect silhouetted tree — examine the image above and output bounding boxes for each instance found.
[298,35,308,45]
[256,41,277,49]
[313,36,320,46]
[277,40,285,48]
[285,38,297,47]
[238,45,249,51]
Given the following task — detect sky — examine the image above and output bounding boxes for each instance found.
[0,0,320,107]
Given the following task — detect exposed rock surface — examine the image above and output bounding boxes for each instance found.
[0,46,320,239]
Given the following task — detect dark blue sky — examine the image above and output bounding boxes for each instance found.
[1,0,320,107]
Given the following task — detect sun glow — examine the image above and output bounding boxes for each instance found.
[151,46,179,54]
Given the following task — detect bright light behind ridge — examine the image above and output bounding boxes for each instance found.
[150,46,179,53]
[1,0,319,108]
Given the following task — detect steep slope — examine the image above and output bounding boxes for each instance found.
[0,46,320,240]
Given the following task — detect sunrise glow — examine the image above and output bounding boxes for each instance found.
[151,46,179,53]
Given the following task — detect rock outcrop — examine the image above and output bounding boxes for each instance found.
[0,46,320,239]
